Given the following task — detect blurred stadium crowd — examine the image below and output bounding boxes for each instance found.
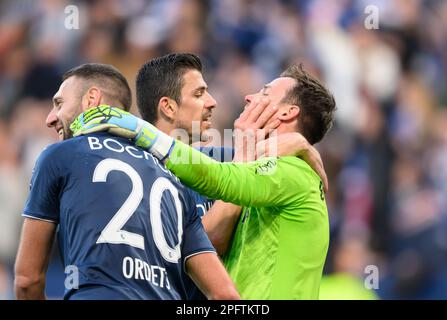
[1,0,447,299]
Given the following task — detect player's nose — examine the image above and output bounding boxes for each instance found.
[205,92,217,110]
[46,110,58,128]
[245,93,255,104]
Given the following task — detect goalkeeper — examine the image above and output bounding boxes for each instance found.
[72,64,336,299]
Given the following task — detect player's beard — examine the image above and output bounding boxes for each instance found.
[199,111,213,143]
[62,113,78,140]
[176,119,211,144]
[62,105,83,140]
[190,123,209,144]
[62,123,74,140]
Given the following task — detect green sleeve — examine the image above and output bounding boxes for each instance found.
[166,140,317,207]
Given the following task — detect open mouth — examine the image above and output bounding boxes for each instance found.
[202,114,212,126]
[56,127,64,139]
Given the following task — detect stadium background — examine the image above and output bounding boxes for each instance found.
[1,0,447,299]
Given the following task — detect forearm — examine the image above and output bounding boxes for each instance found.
[202,201,242,255]
[166,141,280,207]
[185,252,240,300]
[14,218,55,300]
[15,275,46,300]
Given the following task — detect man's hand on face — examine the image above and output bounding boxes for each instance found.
[256,132,329,193]
[233,97,280,162]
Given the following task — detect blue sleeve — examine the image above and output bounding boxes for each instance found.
[181,194,216,265]
[23,144,65,223]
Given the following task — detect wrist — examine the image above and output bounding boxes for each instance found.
[134,120,175,161]
[149,131,175,162]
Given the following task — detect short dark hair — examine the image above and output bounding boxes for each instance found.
[280,64,336,145]
[63,63,132,111]
[136,53,202,122]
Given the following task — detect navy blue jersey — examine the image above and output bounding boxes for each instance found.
[183,146,234,300]
[192,146,234,217]
[23,132,215,300]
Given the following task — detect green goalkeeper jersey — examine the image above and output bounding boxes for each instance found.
[166,141,329,299]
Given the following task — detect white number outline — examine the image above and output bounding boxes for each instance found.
[150,178,183,263]
[93,158,182,263]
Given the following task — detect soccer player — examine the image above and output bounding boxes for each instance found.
[14,63,240,300]
[135,53,243,300]
[71,63,336,299]
[133,53,327,299]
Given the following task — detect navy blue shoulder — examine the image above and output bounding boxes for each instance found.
[38,140,70,162]
[38,135,88,162]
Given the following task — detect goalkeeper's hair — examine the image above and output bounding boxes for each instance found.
[136,53,203,123]
[63,63,132,111]
[280,64,336,145]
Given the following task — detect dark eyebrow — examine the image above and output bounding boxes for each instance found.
[193,86,207,94]
[261,84,271,94]
[53,97,62,105]
[194,85,207,91]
